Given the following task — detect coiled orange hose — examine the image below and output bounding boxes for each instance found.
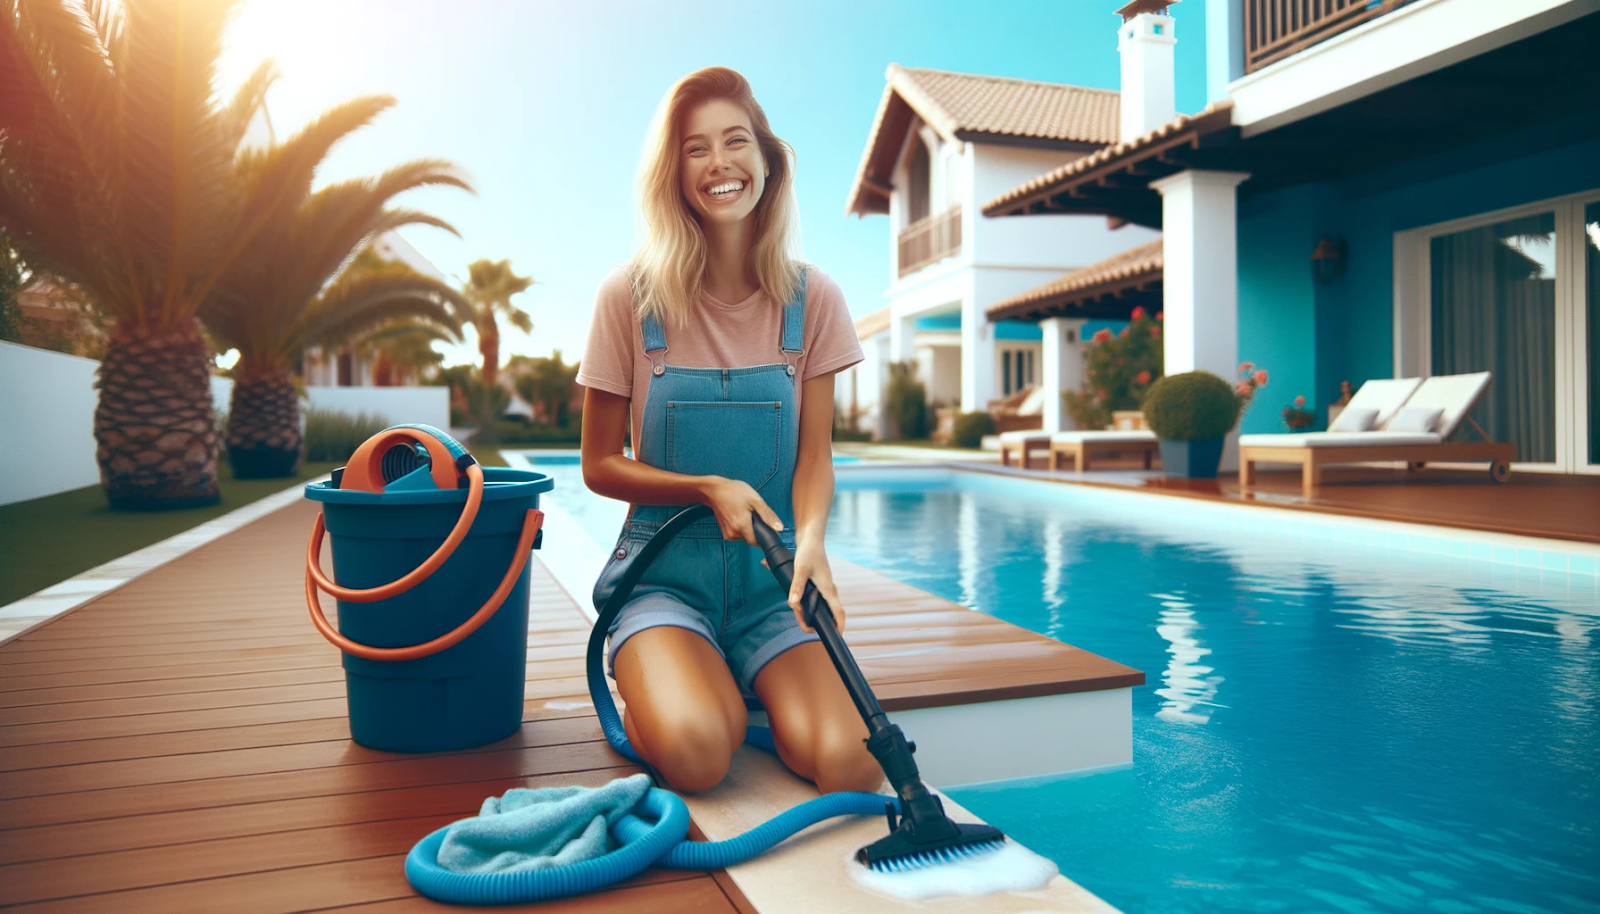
[305,462,544,661]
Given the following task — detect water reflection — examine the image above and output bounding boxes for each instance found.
[1151,592,1225,724]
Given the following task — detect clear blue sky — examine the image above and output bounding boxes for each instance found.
[220,0,1208,368]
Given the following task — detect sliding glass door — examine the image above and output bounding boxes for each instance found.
[1429,212,1558,464]
[1421,193,1600,473]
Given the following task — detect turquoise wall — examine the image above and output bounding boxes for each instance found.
[1235,111,1600,432]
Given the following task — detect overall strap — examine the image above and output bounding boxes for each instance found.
[779,268,807,375]
[632,268,669,376]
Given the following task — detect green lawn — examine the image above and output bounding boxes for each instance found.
[0,462,336,608]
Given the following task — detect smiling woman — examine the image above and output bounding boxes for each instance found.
[574,67,874,799]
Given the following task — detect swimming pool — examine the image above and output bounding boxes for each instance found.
[830,468,1599,914]
[514,453,1600,912]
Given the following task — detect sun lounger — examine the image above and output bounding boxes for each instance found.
[1239,371,1514,495]
[1048,430,1159,472]
[998,429,1051,468]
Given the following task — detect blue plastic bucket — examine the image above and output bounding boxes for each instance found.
[305,467,553,752]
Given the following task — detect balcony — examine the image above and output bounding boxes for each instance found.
[897,205,962,278]
[1245,0,1417,73]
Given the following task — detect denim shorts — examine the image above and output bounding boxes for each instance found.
[592,517,818,695]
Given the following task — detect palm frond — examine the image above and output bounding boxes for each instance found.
[504,309,534,333]
[352,322,456,348]
[114,0,242,323]
[219,59,277,152]
[297,273,464,353]
[193,93,398,305]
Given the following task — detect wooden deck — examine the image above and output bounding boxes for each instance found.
[0,498,1139,912]
[973,458,1600,544]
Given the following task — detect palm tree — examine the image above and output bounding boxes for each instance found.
[201,90,472,479]
[459,258,533,390]
[207,238,467,477]
[0,0,323,507]
[361,319,454,387]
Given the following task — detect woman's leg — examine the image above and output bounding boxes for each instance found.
[753,642,884,795]
[614,626,747,793]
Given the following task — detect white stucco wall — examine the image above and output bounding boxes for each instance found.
[969,145,1162,270]
[0,342,103,506]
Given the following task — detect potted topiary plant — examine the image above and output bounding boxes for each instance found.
[1140,370,1243,478]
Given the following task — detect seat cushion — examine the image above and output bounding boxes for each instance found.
[1240,431,1443,448]
[1329,406,1378,433]
[998,430,1050,444]
[1050,430,1157,444]
[1387,406,1444,433]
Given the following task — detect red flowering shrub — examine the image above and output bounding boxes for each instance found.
[1062,310,1164,430]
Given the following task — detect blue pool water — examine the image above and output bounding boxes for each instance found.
[825,470,1599,914]
[523,455,1599,912]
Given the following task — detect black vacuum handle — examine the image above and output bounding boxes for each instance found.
[750,514,888,728]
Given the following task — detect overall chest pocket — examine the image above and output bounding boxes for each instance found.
[665,400,782,492]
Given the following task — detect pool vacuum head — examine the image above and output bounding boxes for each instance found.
[750,517,1006,873]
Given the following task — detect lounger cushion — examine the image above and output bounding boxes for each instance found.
[1239,431,1442,448]
[1345,377,1423,429]
[1397,372,1491,438]
[1329,406,1378,433]
[1050,430,1157,443]
[998,430,1050,444]
[1387,406,1444,433]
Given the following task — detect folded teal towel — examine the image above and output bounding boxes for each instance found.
[437,774,654,874]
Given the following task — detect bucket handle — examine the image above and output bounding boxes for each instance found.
[305,507,544,662]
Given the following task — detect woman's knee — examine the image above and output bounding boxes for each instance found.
[644,708,741,793]
[813,731,884,794]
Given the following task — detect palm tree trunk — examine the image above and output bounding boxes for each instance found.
[227,364,303,479]
[94,320,221,509]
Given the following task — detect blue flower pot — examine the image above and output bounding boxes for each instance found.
[1158,436,1225,479]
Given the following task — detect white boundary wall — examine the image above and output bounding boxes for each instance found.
[1,341,103,506]
[1,341,446,506]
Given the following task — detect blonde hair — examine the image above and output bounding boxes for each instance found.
[630,67,803,328]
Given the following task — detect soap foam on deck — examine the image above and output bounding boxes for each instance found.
[846,839,1059,900]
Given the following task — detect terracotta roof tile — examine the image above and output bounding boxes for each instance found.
[854,306,890,340]
[892,66,1121,144]
[847,65,1121,216]
[986,238,1163,318]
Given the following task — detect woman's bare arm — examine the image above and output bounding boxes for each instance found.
[580,386,782,543]
[786,372,844,630]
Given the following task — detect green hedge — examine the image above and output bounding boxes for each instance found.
[951,411,996,449]
[1141,371,1240,441]
[885,361,929,439]
[486,420,582,445]
[303,407,390,462]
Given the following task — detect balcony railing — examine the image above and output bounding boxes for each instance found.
[1244,0,1416,73]
[897,206,962,279]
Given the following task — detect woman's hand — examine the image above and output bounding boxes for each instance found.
[700,476,782,546]
[788,541,845,634]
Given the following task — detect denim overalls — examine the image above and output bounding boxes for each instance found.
[592,269,818,694]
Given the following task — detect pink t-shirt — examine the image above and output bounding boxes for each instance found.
[576,264,864,450]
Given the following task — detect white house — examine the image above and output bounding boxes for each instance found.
[837,63,1165,438]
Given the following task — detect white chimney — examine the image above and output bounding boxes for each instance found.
[1117,0,1177,143]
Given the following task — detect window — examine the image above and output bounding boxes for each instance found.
[907,139,930,225]
[1002,351,1013,396]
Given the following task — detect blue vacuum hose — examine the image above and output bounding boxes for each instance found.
[405,504,897,904]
